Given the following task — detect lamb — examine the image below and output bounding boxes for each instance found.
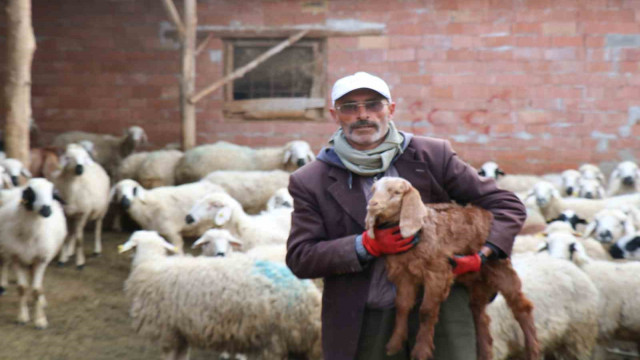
[174,140,315,184]
[185,192,291,251]
[607,160,640,196]
[110,179,224,252]
[608,232,640,260]
[583,208,636,245]
[0,158,32,186]
[137,149,183,189]
[191,228,243,257]
[203,169,290,214]
[487,253,599,360]
[560,169,581,197]
[119,230,322,360]
[52,126,148,178]
[365,177,538,360]
[577,177,606,199]
[546,209,588,231]
[0,178,67,329]
[477,161,504,179]
[579,163,606,185]
[544,233,640,355]
[52,144,110,268]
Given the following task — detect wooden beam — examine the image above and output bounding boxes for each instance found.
[161,0,185,40]
[4,0,35,167]
[190,29,309,104]
[180,0,196,151]
[195,33,213,56]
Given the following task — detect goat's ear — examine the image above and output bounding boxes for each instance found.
[399,186,426,238]
[364,208,376,239]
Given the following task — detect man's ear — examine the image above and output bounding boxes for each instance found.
[387,101,395,116]
[329,107,339,124]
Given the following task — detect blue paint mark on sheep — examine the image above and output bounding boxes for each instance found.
[251,260,312,304]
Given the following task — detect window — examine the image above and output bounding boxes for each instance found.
[223,38,326,120]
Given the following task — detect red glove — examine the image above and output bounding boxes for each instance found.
[361,224,418,257]
[449,253,484,275]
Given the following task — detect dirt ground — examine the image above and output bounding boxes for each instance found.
[0,231,216,360]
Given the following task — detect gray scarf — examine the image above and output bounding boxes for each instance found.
[329,121,404,176]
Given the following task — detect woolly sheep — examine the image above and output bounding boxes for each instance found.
[137,149,184,189]
[0,158,32,186]
[110,179,223,252]
[607,160,640,196]
[583,208,636,245]
[488,253,599,360]
[203,170,290,214]
[119,230,322,360]
[477,161,504,179]
[544,234,640,355]
[52,126,148,177]
[546,209,588,231]
[579,163,606,185]
[560,169,581,197]
[185,192,291,251]
[265,187,293,211]
[0,178,67,329]
[191,228,242,257]
[116,151,149,182]
[577,177,606,199]
[174,140,315,184]
[609,232,640,260]
[53,144,110,268]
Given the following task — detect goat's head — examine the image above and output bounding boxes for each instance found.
[365,177,426,238]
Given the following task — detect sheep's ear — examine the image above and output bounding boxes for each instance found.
[162,240,178,253]
[283,149,292,164]
[496,168,506,176]
[551,187,562,199]
[229,238,243,250]
[478,169,485,176]
[306,151,315,163]
[597,186,606,199]
[536,242,549,253]
[399,186,426,238]
[214,207,232,226]
[191,235,209,249]
[20,167,32,178]
[118,240,136,254]
[136,186,146,203]
[582,221,597,238]
[623,218,635,236]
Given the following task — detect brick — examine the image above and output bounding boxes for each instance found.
[518,110,553,124]
[512,23,542,35]
[358,36,390,49]
[542,22,577,36]
[551,36,584,47]
[387,48,416,62]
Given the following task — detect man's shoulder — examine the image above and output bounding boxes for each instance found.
[406,135,448,150]
[290,159,332,182]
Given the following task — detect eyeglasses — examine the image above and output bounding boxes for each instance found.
[335,100,388,115]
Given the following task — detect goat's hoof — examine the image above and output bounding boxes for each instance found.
[92,252,101,258]
[0,287,5,296]
[386,341,403,356]
[76,264,85,271]
[410,347,430,360]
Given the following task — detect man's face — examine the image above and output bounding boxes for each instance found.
[330,88,395,151]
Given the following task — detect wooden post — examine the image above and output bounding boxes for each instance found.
[180,0,196,151]
[4,0,35,166]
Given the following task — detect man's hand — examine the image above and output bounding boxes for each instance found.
[449,245,494,275]
[361,224,419,257]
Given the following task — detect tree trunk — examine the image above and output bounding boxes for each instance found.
[4,0,35,166]
[180,0,196,151]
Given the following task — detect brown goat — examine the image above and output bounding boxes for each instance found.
[365,177,538,360]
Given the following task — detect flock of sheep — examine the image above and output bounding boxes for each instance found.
[2,123,640,359]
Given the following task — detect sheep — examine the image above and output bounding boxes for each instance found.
[560,169,581,197]
[137,149,184,189]
[52,144,110,268]
[119,230,322,360]
[0,178,67,329]
[174,140,315,184]
[544,233,640,355]
[185,192,291,251]
[607,160,640,196]
[538,220,613,261]
[52,126,148,178]
[110,179,223,252]
[0,166,14,189]
[583,208,636,245]
[116,151,149,182]
[579,163,606,185]
[477,161,504,179]
[191,228,243,257]
[0,158,32,186]
[265,187,293,211]
[546,209,588,231]
[203,170,290,214]
[609,232,640,260]
[528,181,640,223]
[577,177,606,199]
[487,253,599,360]
[365,177,538,360]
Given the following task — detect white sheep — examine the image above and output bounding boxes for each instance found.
[137,149,184,189]
[52,126,148,177]
[477,161,504,179]
[608,232,640,260]
[185,192,291,251]
[560,169,581,197]
[0,158,32,186]
[583,208,636,245]
[116,151,149,182]
[119,230,322,360]
[488,253,599,360]
[110,179,223,252]
[544,233,640,355]
[174,140,315,184]
[577,177,606,199]
[579,163,606,185]
[203,169,290,214]
[607,160,640,196]
[191,228,242,257]
[53,144,110,268]
[265,187,293,211]
[0,178,67,329]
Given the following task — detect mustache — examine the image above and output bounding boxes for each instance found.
[348,121,379,133]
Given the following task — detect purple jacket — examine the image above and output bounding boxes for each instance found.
[285,135,526,360]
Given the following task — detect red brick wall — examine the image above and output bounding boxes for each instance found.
[2,0,640,174]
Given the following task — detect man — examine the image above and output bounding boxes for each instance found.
[285,72,526,360]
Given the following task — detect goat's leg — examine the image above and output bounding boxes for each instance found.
[0,256,10,295]
[13,262,30,325]
[386,277,419,355]
[93,216,104,256]
[493,264,539,360]
[73,213,90,269]
[31,260,49,329]
[411,277,452,360]
[468,284,495,360]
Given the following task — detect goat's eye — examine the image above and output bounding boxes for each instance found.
[393,190,402,195]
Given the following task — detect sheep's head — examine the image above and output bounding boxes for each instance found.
[20,178,59,218]
[528,181,560,208]
[546,210,587,231]
[283,141,315,169]
[540,231,586,262]
[583,209,633,244]
[610,160,640,187]
[560,169,580,197]
[126,126,148,145]
[110,179,145,210]
[477,161,504,180]
[577,177,605,199]
[579,163,605,185]
[609,233,640,260]
[192,229,243,257]
[60,143,94,176]
[118,231,177,262]
[365,177,426,238]
[266,187,293,211]
[1,158,32,186]
[186,192,237,227]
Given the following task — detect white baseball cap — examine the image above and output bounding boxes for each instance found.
[331,71,392,106]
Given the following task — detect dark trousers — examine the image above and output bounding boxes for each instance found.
[355,284,477,360]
